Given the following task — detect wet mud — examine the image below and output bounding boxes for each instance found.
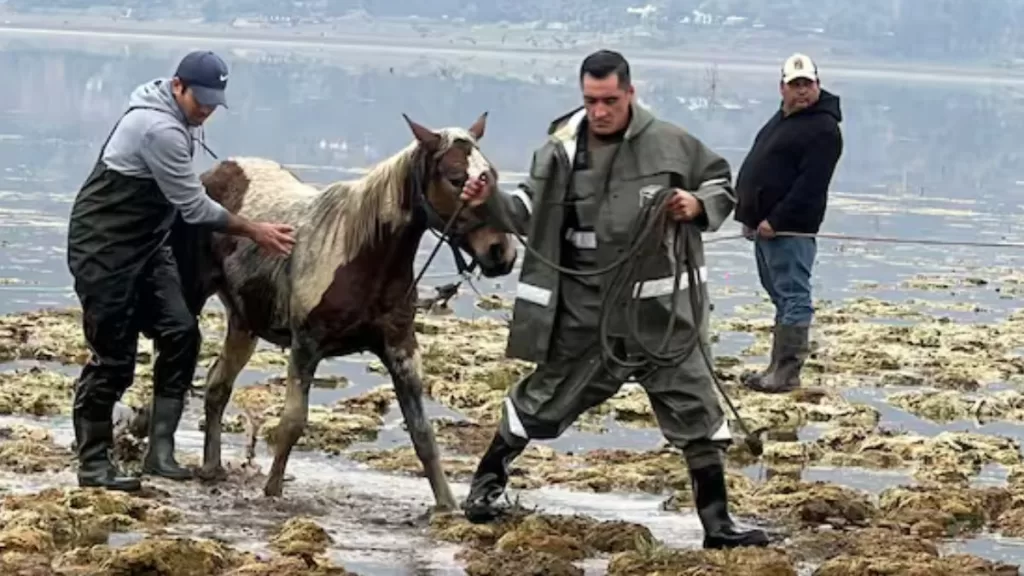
[0,291,1021,574]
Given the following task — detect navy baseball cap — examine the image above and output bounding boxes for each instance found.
[174,50,229,108]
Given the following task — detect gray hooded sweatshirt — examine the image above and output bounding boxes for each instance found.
[100,78,229,229]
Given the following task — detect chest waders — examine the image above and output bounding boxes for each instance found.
[67,107,201,490]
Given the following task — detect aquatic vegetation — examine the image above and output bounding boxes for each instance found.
[733,477,877,529]
[268,516,335,558]
[813,552,1019,576]
[0,425,74,473]
[431,510,655,575]
[0,367,76,417]
[812,426,1022,479]
[0,486,358,575]
[887,388,1024,423]
[606,546,798,576]
[223,556,355,575]
[56,537,250,576]
[0,487,182,573]
[788,526,1019,575]
[0,295,1021,574]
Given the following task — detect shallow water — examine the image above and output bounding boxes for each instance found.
[0,409,708,574]
[0,26,1023,574]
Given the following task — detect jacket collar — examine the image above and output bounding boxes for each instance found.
[547,101,654,166]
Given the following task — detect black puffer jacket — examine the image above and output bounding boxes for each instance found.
[734,89,843,234]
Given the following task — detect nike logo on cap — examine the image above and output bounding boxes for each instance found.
[219,74,228,82]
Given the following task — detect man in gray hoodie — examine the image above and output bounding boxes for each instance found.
[66,50,295,492]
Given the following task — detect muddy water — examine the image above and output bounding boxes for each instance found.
[0,31,1023,576]
[0,378,708,575]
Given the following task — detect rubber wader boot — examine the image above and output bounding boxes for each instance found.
[742,325,780,390]
[75,415,142,492]
[142,396,193,480]
[462,432,527,524]
[690,462,769,549]
[743,324,809,393]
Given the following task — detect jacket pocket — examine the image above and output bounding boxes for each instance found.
[606,166,680,241]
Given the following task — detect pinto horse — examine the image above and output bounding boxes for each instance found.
[194,113,515,510]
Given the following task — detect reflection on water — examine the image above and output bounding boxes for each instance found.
[0,35,1022,319]
[1,32,1024,572]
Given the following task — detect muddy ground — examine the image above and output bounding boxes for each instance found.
[1,282,1024,574]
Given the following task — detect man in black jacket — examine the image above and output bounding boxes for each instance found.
[734,53,843,393]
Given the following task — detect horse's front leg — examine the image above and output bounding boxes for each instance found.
[199,319,257,482]
[264,332,321,497]
[378,329,457,512]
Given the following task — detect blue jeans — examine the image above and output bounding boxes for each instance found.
[754,236,816,326]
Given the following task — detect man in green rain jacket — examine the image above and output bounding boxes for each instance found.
[460,50,769,550]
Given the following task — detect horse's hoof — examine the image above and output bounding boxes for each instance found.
[433,500,458,515]
[196,464,228,483]
[413,507,443,524]
[263,479,283,497]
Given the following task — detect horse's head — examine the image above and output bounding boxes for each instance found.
[403,113,517,278]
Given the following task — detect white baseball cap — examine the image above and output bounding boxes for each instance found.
[782,53,818,84]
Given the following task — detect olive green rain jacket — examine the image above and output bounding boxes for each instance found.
[484,103,737,364]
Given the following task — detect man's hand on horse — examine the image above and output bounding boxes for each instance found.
[250,222,296,256]
[667,188,704,222]
[460,175,492,207]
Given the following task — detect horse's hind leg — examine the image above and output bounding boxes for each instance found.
[264,332,321,497]
[199,318,257,481]
[379,332,457,512]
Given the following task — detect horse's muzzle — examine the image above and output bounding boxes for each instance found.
[479,246,517,278]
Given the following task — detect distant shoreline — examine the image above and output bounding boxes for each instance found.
[1,11,1023,87]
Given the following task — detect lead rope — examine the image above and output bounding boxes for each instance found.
[405,201,468,301]
[193,126,219,160]
[705,230,1024,248]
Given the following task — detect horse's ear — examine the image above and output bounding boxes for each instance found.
[468,111,488,140]
[403,114,441,149]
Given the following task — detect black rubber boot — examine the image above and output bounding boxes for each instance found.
[690,462,769,549]
[462,432,527,524]
[75,413,142,492]
[142,396,193,480]
[743,325,809,393]
[742,325,780,389]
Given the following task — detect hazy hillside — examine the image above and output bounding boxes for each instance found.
[5,0,1023,65]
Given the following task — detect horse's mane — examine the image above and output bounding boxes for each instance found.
[300,127,474,269]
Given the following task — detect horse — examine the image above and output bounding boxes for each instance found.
[193,112,516,510]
